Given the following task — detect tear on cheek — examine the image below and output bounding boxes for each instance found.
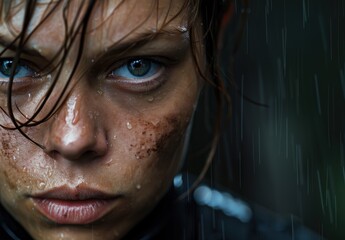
[129,116,189,160]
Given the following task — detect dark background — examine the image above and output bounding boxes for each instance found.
[187,0,345,239]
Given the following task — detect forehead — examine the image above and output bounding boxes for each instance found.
[0,0,189,54]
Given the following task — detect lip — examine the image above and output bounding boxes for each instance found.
[31,186,120,224]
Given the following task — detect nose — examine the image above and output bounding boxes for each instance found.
[43,91,108,161]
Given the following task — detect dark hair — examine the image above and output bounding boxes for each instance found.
[0,0,247,192]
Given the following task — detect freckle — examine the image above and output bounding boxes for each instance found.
[142,131,146,135]
[126,122,132,130]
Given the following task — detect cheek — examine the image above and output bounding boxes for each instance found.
[0,130,48,199]
[129,116,186,161]
[104,110,194,199]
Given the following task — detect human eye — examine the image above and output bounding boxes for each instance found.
[0,58,36,79]
[0,58,41,93]
[107,58,165,92]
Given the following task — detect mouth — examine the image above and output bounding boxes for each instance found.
[31,186,120,225]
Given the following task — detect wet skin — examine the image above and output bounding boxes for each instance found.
[0,1,204,239]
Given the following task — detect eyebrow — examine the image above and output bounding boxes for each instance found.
[93,27,190,59]
[0,27,190,61]
[0,35,47,59]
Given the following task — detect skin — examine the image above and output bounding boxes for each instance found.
[0,1,204,239]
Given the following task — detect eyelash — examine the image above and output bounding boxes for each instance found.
[0,58,38,82]
[0,57,167,94]
[106,58,166,93]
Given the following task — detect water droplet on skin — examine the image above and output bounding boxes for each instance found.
[177,25,188,33]
[147,96,154,102]
[97,89,104,95]
[151,119,160,126]
[136,184,141,190]
[47,74,52,80]
[59,233,65,240]
[105,158,113,165]
[91,59,95,63]
[113,135,117,140]
[12,156,16,161]
[126,122,132,130]
[39,162,47,169]
[38,182,46,190]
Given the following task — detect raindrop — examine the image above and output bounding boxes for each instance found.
[126,122,132,130]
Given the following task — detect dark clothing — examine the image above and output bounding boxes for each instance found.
[0,175,321,240]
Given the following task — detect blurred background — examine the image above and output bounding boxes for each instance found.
[187,0,345,239]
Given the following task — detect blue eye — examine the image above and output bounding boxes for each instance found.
[0,59,35,80]
[111,59,160,79]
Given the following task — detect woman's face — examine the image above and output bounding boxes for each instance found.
[0,1,203,239]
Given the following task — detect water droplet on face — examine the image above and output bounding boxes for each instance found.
[151,119,160,126]
[136,184,141,190]
[91,59,95,63]
[126,122,132,130]
[38,182,46,190]
[97,89,104,95]
[105,158,113,165]
[177,25,188,33]
[147,96,154,102]
[12,156,16,161]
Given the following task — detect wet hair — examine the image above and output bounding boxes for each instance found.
[0,0,247,191]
